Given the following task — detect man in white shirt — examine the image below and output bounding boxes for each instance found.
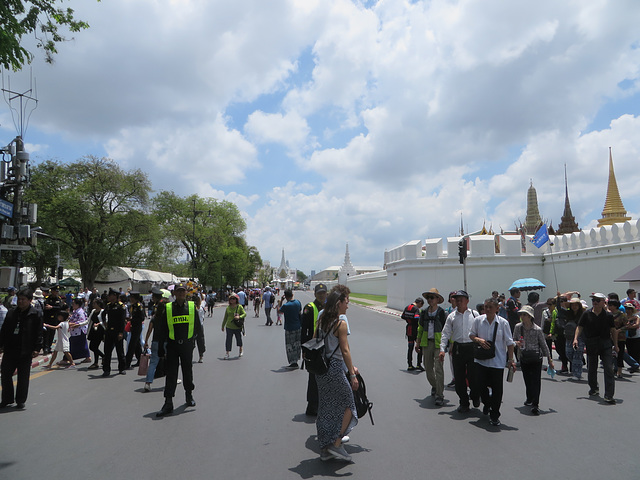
[469,297,516,426]
[439,290,480,413]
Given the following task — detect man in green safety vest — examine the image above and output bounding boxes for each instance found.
[155,282,203,417]
[300,283,328,416]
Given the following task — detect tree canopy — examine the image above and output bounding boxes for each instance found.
[25,156,157,288]
[1,0,92,71]
[152,192,260,288]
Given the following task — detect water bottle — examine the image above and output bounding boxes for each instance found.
[520,336,525,349]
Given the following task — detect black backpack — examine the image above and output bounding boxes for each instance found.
[353,372,374,425]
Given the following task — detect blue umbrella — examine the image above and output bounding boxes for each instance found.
[509,278,546,291]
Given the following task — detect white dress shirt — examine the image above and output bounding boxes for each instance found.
[469,314,515,369]
[440,308,478,352]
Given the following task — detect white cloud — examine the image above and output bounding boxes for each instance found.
[10,0,640,274]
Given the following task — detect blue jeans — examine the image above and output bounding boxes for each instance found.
[566,338,585,379]
[145,341,163,383]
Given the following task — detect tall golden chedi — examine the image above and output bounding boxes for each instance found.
[597,147,631,227]
[524,180,542,233]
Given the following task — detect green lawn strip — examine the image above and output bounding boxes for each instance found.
[349,293,387,306]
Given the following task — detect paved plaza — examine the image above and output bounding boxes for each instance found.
[0,291,634,479]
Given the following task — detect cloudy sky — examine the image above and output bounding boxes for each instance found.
[2,0,640,274]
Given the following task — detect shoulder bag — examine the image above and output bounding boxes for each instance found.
[473,319,499,360]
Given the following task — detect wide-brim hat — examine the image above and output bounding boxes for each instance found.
[590,292,607,300]
[518,305,535,318]
[624,302,637,312]
[34,289,44,299]
[422,288,444,304]
[568,297,582,305]
[228,293,240,301]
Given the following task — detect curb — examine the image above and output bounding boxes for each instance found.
[0,354,51,379]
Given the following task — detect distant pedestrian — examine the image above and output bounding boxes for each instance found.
[221,293,245,359]
[101,288,127,377]
[68,298,91,364]
[263,287,275,326]
[0,289,43,409]
[194,294,206,363]
[301,283,328,416]
[564,297,585,380]
[44,311,74,369]
[401,297,423,371]
[277,289,302,368]
[86,299,105,369]
[505,287,521,333]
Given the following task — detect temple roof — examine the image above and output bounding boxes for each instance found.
[598,147,631,227]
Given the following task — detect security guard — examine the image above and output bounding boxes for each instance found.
[102,288,127,376]
[300,283,328,416]
[41,285,66,354]
[156,283,202,417]
[125,291,145,369]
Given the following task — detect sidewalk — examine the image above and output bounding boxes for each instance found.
[354,299,402,317]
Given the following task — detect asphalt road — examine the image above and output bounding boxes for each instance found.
[0,291,635,479]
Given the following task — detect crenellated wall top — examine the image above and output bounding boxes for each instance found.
[384,219,640,264]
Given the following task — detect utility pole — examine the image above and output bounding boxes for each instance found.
[458,237,468,292]
[1,74,38,287]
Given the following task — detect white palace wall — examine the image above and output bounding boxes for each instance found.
[383,220,640,311]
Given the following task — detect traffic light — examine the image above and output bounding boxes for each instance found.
[50,266,56,277]
[57,266,64,280]
[458,238,467,264]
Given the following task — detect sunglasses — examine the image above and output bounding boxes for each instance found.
[591,298,603,303]
[425,295,435,300]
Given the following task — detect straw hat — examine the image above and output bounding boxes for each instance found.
[422,288,444,304]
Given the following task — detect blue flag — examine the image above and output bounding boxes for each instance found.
[531,224,549,248]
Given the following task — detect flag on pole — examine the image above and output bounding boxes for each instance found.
[531,224,550,248]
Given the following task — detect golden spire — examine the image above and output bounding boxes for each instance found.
[598,147,631,227]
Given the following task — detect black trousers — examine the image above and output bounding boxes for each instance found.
[306,372,318,413]
[452,342,478,407]
[125,324,142,367]
[555,332,569,366]
[407,338,423,367]
[521,359,543,406]
[164,339,195,399]
[42,327,56,353]
[1,351,32,404]
[476,364,504,421]
[102,332,125,374]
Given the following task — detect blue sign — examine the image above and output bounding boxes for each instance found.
[0,199,13,219]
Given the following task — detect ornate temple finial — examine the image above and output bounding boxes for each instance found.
[524,181,542,234]
[557,163,579,234]
[598,147,631,226]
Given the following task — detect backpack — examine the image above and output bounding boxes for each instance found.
[353,372,374,425]
[401,304,418,322]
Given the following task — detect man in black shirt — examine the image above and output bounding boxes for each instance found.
[574,293,617,404]
[155,283,203,417]
[101,288,127,376]
[0,289,43,409]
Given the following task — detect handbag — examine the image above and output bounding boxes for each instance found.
[137,352,150,376]
[520,349,540,365]
[473,320,498,360]
[302,320,340,375]
[232,306,245,328]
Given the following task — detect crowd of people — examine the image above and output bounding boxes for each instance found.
[2,279,636,464]
[401,286,640,425]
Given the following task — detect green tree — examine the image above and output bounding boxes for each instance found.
[152,192,258,288]
[1,1,95,71]
[296,270,308,283]
[25,156,156,288]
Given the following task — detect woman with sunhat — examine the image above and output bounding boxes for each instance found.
[221,293,246,359]
[513,305,554,415]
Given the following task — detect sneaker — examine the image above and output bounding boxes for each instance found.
[198,356,203,363]
[435,396,444,406]
[239,351,243,357]
[472,397,481,408]
[327,445,352,462]
[489,419,501,426]
[603,396,616,404]
[15,403,25,410]
[341,436,349,444]
[407,365,416,371]
[416,365,425,372]
[531,407,540,415]
[588,389,599,396]
[524,400,533,406]
[447,379,456,387]
[456,405,470,413]
[320,449,333,462]
[224,353,230,360]
[144,383,151,392]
